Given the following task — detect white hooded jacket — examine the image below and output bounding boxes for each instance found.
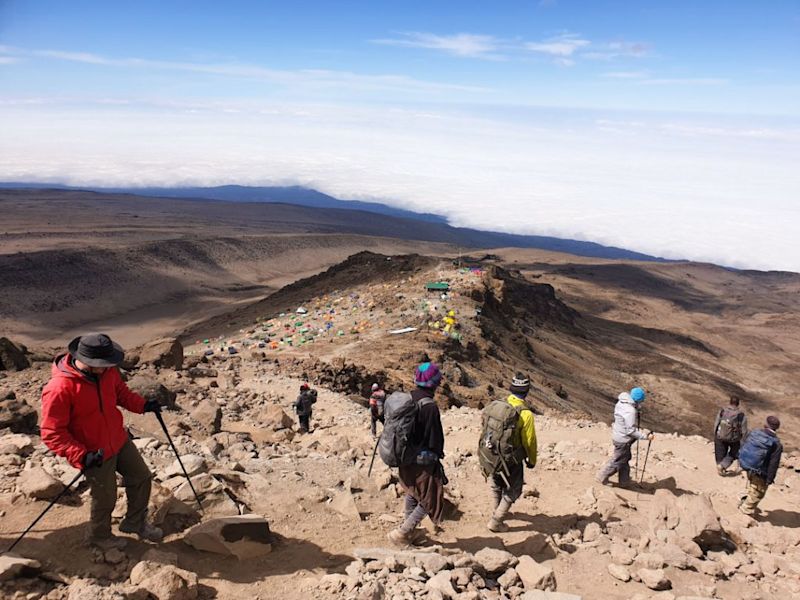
[611,392,648,444]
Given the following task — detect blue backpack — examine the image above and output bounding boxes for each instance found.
[738,429,776,476]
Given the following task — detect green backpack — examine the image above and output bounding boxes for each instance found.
[478,400,528,478]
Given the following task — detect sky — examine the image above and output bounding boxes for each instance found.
[1,1,799,271]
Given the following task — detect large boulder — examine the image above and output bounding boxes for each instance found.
[139,338,184,370]
[17,467,65,499]
[0,338,29,371]
[183,514,272,559]
[474,548,518,575]
[516,555,556,591]
[129,560,198,600]
[649,489,727,551]
[0,433,34,455]
[190,399,222,434]
[127,375,177,410]
[0,391,38,434]
[148,483,201,534]
[263,405,293,431]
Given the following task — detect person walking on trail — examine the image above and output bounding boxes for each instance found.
[714,395,748,475]
[482,373,538,533]
[295,383,317,433]
[596,387,653,487]
[738,416,783,516]
[387,362,446,547]
[369,382,386,437]
[40,333,164,550]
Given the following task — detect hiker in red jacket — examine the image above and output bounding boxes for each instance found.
[40,333,163,549]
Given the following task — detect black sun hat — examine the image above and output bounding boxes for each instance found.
[68,333,125,367]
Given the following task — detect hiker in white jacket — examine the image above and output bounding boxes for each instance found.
[597,387,653,486]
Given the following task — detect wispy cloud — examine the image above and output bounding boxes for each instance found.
[24,48,487,94]
[641,77,728,86]
[602,71,648,79]
[525,33,590,58]
[371,32,503,59]
[0,56,19,65]
[584,41,649,60]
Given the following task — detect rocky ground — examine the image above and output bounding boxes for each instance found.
[1,337,799,600]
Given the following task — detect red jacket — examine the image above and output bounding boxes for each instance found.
[41,354,146,469]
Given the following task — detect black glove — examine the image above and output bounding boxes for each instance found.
[525,459,535,469]
[83,450,104,469]
[143,399,162,413]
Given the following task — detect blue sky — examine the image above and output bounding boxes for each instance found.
[1,1,799,270]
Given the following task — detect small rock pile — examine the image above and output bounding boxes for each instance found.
[314,546,561,600]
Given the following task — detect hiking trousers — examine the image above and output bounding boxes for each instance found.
[740,472,768,515]
[714,439,740,470]
[490,462,525,506]
[298,413,311,433]
[597,440,634,484]
[370,407,384,437]
[83,439,153,540]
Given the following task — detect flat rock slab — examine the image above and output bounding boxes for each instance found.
[0,553,41,581]
[516,555,556,591]
[183,514,272,559]
[18,467,64,499]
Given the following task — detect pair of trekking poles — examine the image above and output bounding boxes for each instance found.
[6,411,203,553]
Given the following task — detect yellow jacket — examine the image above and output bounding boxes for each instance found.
[507,394,537,466]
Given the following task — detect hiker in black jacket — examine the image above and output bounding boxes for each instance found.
[387,361,446,546]
[294,383,317,433]
[713,395,748,475]
[738,416,783,516]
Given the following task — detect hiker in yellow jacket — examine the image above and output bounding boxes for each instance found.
[487,373,538,532]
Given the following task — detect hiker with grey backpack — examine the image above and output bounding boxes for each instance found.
[478,373,538,533]
[713,395,748,475]
[380,361,446,546]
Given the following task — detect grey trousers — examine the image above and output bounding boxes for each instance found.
[83,439,153,539]
[399,494,428,534]
[597,440,635,484]
[490,462,525,506]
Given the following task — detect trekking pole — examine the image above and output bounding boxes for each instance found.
[367,433,381,477]
[7,469,84,553]
[155,411,203,512]
[635,411,641,478]
[639,438,653,484]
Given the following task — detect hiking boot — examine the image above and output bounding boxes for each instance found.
[90,535,128,550]
[595,475,611,486]
[387,528,412,547]
[119,520,164,542]
[716,464,725,476]
[487,518,509,533]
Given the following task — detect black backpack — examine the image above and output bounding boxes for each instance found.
[378,392,433,467]
[716,407,743,442]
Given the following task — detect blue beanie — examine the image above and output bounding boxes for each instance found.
[414,362,442,388]
[631,387,646,402]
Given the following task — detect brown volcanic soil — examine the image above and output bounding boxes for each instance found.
[0,189,458,347]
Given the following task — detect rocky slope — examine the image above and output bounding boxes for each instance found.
[0,334,798,599]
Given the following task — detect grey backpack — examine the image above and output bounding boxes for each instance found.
[378,392,433,467]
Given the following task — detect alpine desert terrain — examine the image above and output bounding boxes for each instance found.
[1,187,799,600]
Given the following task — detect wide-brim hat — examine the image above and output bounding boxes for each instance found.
[68,333,124,367]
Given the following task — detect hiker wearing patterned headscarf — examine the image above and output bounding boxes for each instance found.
[387,361,446,547]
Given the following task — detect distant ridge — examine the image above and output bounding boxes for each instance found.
[0,182,668,262]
